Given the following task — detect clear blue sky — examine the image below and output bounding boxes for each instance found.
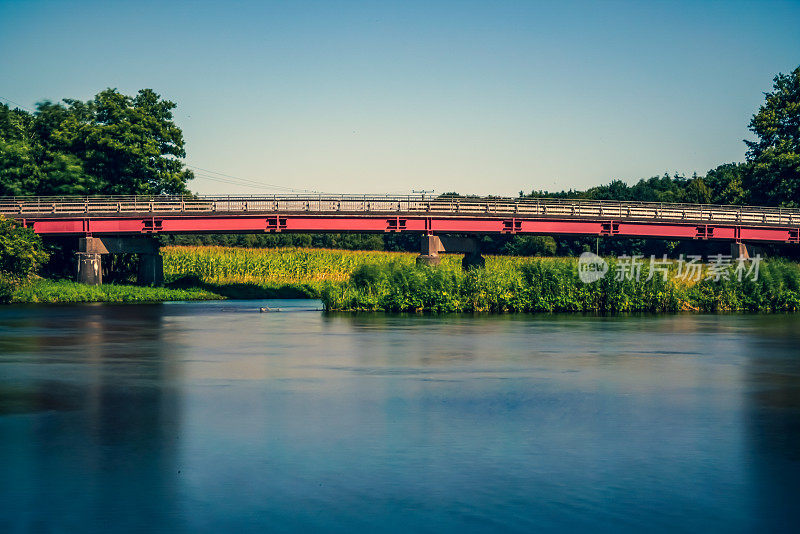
[1,0,799,195]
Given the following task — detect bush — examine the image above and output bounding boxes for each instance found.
[0,276,15,304]
[0,216,48,278]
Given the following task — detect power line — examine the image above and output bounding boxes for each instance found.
[190,171,286,190]
[186,164,292,188]
[190,171,295,192]
[0,95,35,112]
[191,170,313,193]
[186,164,331,194]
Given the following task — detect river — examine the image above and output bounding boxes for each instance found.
[1,301,798,532]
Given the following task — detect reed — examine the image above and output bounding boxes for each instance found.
[323,256,800,313]
[162,245,800,313]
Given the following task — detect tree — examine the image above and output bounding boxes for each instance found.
[502,236,557,256]
[744,66,800,207]
[0,216,48,277]
[0,102,95,196]
[0,88,194,196]
[45,88,194,195]
[682,176,712,204]
[705,163,748,205]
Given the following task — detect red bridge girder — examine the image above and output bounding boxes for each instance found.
[18,215,800,244]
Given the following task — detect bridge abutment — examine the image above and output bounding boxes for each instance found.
[416,235,485,270]
[77,237,163,286]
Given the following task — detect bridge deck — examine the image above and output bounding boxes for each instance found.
[2,195,799,243]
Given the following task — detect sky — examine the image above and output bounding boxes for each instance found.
[1,0,799,196]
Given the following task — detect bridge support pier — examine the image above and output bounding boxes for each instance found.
[732,242,750,260]
[77,253,103,285]
[416,235,443,266]
[731,242,763,260]
[416,235,485,270]
[77,237,163,286]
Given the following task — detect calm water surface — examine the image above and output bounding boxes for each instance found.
[1,301,799,533]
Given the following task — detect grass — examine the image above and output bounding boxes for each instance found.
[5,245,799,312]
[8,279,222,304]
[163,245,800,313]
[322,256,800,313]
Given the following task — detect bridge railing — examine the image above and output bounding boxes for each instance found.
[1,194,799,227]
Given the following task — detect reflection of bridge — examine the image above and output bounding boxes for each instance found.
[2,195,799,284]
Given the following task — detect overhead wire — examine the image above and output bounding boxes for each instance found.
[0,95,35,112]
[185,164,331,194]
[189,171,294,192]
[189,169,327,194]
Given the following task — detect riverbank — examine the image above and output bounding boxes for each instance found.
[163,246,800,313]
[4,278,222,304]
[322,258,800,313]
[5,246,800,311]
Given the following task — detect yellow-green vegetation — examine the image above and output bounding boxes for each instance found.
[8,279,222,304]
[162,245,800,313]
[163,245,428,285]
[163,245,463,297]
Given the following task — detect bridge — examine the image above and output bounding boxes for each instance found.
[2,194,799,285]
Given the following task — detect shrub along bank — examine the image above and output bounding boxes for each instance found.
[321,257,800,313]
[161,246,800,313]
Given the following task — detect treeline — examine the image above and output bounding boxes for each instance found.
[159,229,749,260]
[521,165,745,206]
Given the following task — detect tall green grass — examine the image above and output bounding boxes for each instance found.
[323,257,800,313]
[162,245,800,313]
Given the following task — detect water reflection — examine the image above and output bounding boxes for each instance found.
[0,306,183,532]
[739,317,800,532]
[0,304,799,532]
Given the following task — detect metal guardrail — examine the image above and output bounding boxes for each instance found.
[1,194,799,227]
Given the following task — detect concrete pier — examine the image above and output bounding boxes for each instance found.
[731,242,764,260]
[461,252,486,270]
[731,242,750,260]
[416,235,444,266]
[77,253,103,285]
[416,235,485,270]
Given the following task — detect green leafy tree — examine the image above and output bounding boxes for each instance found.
[682,176,712,204]
[0,88,194,196]
[744,66,800,207]
[502,236,557,256]
[0,103,91,196]
[42,88,194,195]
[0,216,48,277]
[705,163,748,205]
